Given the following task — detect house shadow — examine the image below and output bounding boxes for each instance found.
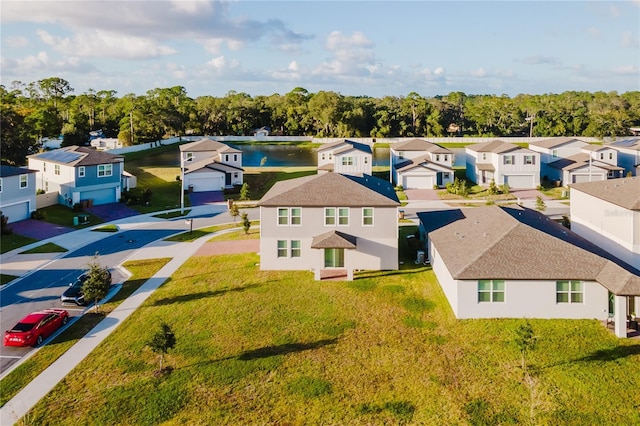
[577,344,640,362]
[151,283,262,306]
[237,338,338,360]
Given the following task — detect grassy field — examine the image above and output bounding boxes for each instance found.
[18,230,640,425]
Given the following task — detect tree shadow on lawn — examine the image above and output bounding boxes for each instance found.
[577,344,640,362]
[355,266,431,280]
[151,283,263,306]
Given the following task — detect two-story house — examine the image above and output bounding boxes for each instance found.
[528,137,589,181]
[418,205,640,338]
[548,145,624,185]
[179,138,243,191]
[465,140,540,189]
[316,140,372,176]
[390,139,455,189]
[258,172,400,280]
[606,138,640,177]
[0,165,37,223]
[28,146,124,207]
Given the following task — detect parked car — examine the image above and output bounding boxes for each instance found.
[60,270,112,306]
[4,309,70,347]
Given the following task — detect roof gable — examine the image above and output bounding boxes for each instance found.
[0,165,37,177]
[570,177,640,210]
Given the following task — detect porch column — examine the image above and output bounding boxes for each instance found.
[346,250,353,281]
[314,250,321,281]
[614,295,626,338]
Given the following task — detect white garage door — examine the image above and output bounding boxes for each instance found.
[2,201,30,223]
[403,175,433,189]
[572,174,605,183]
[504,175,533,189]
[189,176,224,192]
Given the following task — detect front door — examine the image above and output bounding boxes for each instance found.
[225,173,232,186]
[436,172,443,186]
[324,248,344,268]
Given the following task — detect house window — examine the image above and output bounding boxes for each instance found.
[523,155,535,165]
[328,153,333,160]
[338,208,349,225]
[291,240,301,258]
[321,153,326,161]
[278,208,289,225]
[362,208,374,226]
[342,157,354,166]
[45,181,49,191]
[278,207,301,226]
[443,173,450,179]
[609,152,613,160]
[482,153,487,161]
[290,208,301,225]
[436,154,440,162]
[234,154,238,162]
[607,171,616,178]
[225,154,229,162]
[478,280,505,303]
[185,152,193,161]
[364,157,368,164]
[398,151,405,159]
[277,240,287,258]
[98,164,112,177]
[54,164,60,175]
[444,155,448,161]
[43,163,47,172]
[600,153,604,160]
[552,150,558,158]
[78,166,85,178]
[325,208,336,225]
[324,248,345,268]
[19,174,28,189]
[0,178,3,192]
[556,281,583,303]
[234,172,238,178]
[503,156,515,165]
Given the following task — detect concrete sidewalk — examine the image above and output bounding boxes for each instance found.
[0,227,230,425]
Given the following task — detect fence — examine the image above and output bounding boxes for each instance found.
[36,192,59,209]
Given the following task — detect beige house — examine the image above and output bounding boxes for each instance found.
[390,139,455,189]
[418,205,640,338]
[465,140,540,189]
[317,140,372,176]
[179,138,243,191]
[258,172,400,280]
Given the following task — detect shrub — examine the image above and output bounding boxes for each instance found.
[501,183,510,195]
[488,179,499,195]
[36,189,46,195]
[1,213,12,235]
[31,210,46,220]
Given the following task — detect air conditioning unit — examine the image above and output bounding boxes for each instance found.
[415,250,426,264]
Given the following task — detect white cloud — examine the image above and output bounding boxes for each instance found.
[612,65,639,75]
[288,61,299,72]
[37,29,176,60]
[471,68,487,78]
[622,31,640,48]
[205,56,240,72]
[0,51,96,77]
[521,55,561,65]
[587,27,601,38]
[5,36,29,48]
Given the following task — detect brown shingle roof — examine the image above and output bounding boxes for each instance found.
[258,172,400,207]
[570,177,640,210]
[311,230,358,249]
[466,140,519,154]
[529,137,585,149]
[419,206,640,295]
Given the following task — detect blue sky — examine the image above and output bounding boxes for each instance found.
[1,1,639,98]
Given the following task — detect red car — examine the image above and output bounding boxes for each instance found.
[4,309,70,347]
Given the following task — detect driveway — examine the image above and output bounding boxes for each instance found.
[404,189,441,201]
[188,191,225,206]
[85,203,139,222]
[509,189,551,200]
[9,219,74,240]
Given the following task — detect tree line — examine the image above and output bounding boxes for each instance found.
[2,77,639,165]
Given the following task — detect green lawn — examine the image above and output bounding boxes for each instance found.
[19,230,640,425]
[1,274,19,286]
[0,258,171,407]
[19,242,67,254]
[38,204,104,228]
[0,233,37,254]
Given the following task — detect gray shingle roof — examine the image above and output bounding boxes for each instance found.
[418,206,640,295]
[28,146,123,166]
[258,172,400,207]
[392,139,452,154]
[0,165,37,177]
[184,157,243,174]
[466,140,523,154]
[570,177,640,210]
[317,139,372,154]
[529,137,585,149]
[179,138,241,153]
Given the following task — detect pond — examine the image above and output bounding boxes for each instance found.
[131,144,392,167]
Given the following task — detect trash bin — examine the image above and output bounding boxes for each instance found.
[398,210,405,219]
[73,216,79,226]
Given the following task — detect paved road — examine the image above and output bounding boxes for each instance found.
[0,208,233,374]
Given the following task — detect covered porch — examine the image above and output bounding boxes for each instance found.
[608,295,640,338]
[311,230,357,281]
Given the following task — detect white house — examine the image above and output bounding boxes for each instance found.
[317,140,372,176]
[90,138,122,151]
[528,137,589,181]
[548,145,624,186]
[28,146,124,207]
[466,140,540,189]
[179,138,243,192]
[0,165,37,223]
[570,177,640,271]
[258,172,400,280]
[417,205,640,338]
[390,139,455,189]
[606,138,640,176]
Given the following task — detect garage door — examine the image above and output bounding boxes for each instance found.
[403,175,433,189]
[81,188,115,205]
[504,175,533,189]
[2,201,30,223]
[189,176,224,192]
